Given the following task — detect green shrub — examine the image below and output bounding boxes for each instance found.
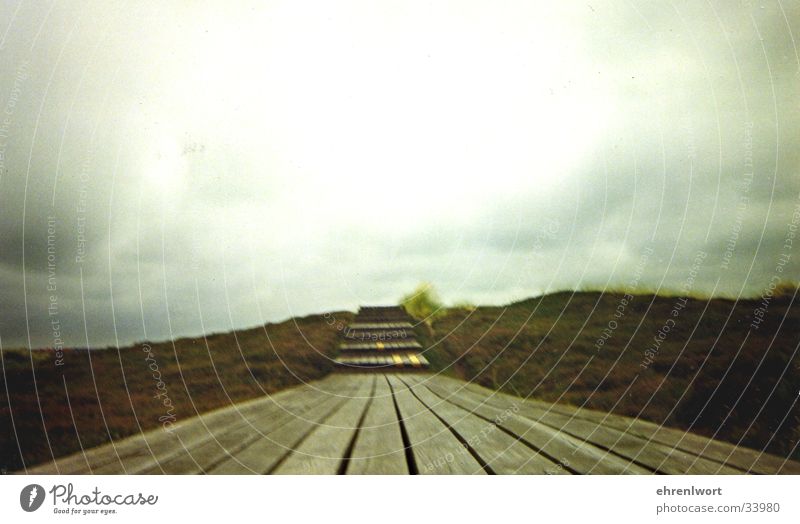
[400,283,445,325]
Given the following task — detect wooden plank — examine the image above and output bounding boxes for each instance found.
[532,398,800,474]
[28,374,348,474]
[32,371,797,476]
[348,322,413,330]
[135,385,343,474]
[208,376,371,474]
[340,341,422,351]
[273,376,376,474]
[386,375,485,475]
[347,377,408,474]
[420,376,649,474]
[438,376,800,474]
[95,374,354,474]
[31,393,277,474]
[304,374,360,396]
[525,409,742,474]
[397,376,567,474]
[434,377,740,474]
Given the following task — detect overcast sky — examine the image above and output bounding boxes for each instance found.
[0,0,798,348]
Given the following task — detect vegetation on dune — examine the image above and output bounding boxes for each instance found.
[429,290,800,459]
[450,300,477,312]
[771,280,800,298]
[3,284,799,470]
[400,283,446,326]
[0,312,352,472]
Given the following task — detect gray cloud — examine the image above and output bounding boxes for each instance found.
[0,0,798,348]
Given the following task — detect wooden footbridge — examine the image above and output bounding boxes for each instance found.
[26,307,800,474]
[334,306,429,369]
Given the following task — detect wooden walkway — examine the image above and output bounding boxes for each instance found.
[334,306,429,369]
[27,372,800,474]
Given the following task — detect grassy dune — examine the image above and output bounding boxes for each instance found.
[424,291,800,460]
[1,312,351,472]
[2,291,798,472]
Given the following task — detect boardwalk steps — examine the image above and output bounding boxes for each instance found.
[25,373,800,475]
[334,306,429,370]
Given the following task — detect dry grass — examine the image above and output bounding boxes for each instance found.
[3,289,798,472]
[426,291,800,459]
[0,312,352,472]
